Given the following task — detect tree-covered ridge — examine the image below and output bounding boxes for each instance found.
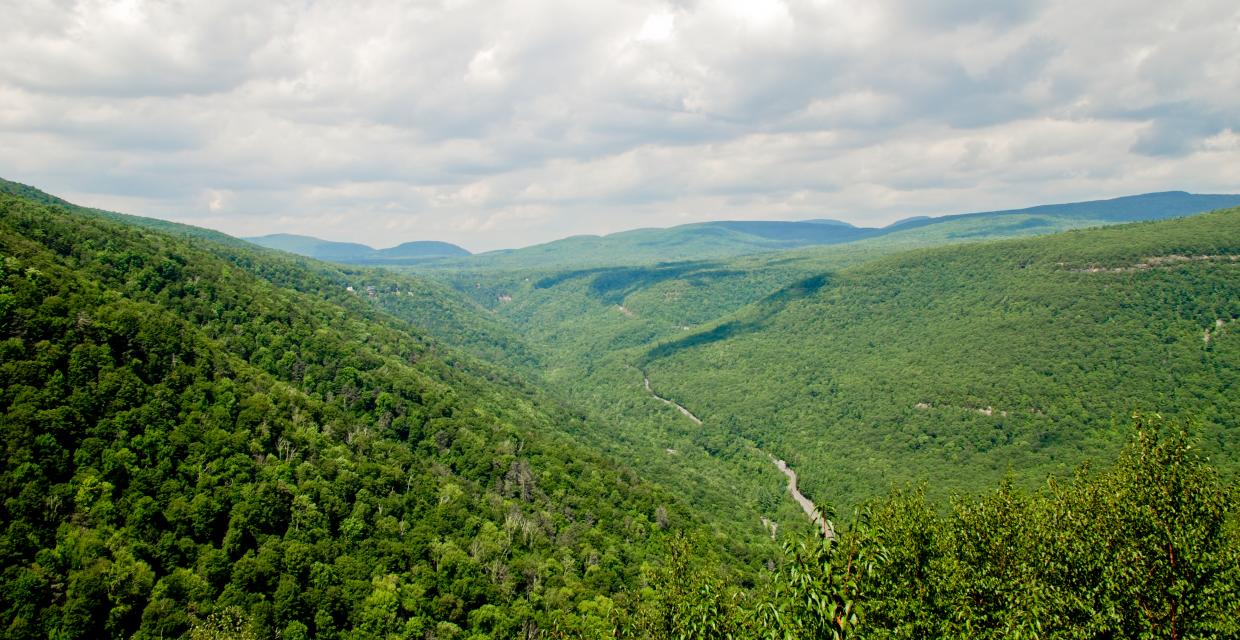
[0,178,249,247]
[0,193,690,639]
[643,208,1240,508]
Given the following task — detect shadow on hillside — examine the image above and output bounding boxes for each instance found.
[642,273,833,363]
[947,217,1053,239]
[535,261,747,305]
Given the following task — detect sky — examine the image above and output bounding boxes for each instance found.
[1,0,1238,252]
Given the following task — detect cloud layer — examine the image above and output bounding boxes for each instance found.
[2,0,1238,250]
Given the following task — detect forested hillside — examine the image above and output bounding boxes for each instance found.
[644,209,1240,507]
[0,192,707,638]
[396,206,1240,544]
[415,207,1240,636]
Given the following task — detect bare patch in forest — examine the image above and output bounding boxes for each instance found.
[1062,254,1239,273]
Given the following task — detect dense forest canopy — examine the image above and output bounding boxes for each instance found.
[643,209,1240,506]
[0,191,694,638]
[1,181,1237,638]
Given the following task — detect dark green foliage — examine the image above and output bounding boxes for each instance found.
[401,207,1240,637]
[0,192,678,638]
[856,416,1240,639]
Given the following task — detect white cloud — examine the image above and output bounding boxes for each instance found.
[636,11,676,42]
[0,0,1237,251]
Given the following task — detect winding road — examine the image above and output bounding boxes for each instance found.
[772,457,834,539]
[644,375,702,425]
[642,373,835,540]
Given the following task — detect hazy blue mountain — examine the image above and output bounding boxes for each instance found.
[246,233,470,263]
[421,191,1240,270]
[246,233,375,260]
[706,220,872,243]
[803,218,858,227]
[373,240,471,259]
[883,191,1240,232]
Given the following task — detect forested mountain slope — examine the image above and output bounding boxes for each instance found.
[404,206,1240,549]
[419,194,1240,344]
[0,191,703,639]
[3,179,541,376]
[0,179,248,246]
[408,207,1240,638]
[643,209,1240,508]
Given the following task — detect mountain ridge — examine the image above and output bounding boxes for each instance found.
[421,190,1240,269]
[246,232,471,263]
[6,177,1236,270]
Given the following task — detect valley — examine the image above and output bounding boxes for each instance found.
[641,369,833,539]
[1,178,1237,638]
[6,1,1239,636]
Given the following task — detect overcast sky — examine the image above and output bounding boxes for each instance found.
[2,0,1238,251]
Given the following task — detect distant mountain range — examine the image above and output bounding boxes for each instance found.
[6,175,1237,270]
[420,190,1240,269]
[245,233,470,264]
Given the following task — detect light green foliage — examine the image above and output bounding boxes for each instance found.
[188,607,257,640]
[399,206,1240,559]
[646,209,1240,507]
[551,418,1239,638]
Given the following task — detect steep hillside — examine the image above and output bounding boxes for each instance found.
[0,178,247,245]
[643,209,1240,507]
[407,208,1240,637]
[0,191,709,639]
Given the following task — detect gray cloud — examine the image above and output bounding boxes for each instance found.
[0,0,1237,251]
